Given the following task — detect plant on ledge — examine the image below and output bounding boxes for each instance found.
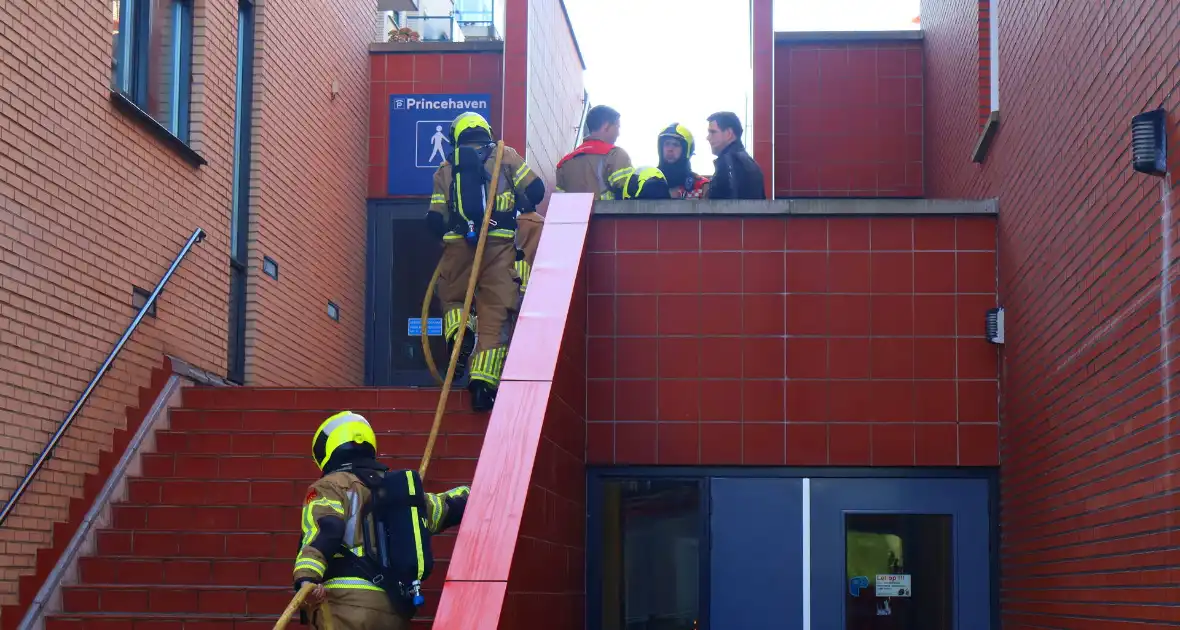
[389,26,421,42]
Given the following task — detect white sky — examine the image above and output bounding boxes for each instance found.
[562,0,920,176]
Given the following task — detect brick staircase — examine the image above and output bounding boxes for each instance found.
[45,386,485,630]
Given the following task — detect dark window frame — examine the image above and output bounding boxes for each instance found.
[587,475,711,630]
[586,466,1000,630]
[111,0,202,164]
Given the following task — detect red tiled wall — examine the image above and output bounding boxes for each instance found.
[368,52,504,197]
[774,39,924,198]
[752,0,775,197]
[501,0,528,152]
[923,0,1180,624]
[500,269,587,630]
[524,0,585,204]
[585,216,999,467]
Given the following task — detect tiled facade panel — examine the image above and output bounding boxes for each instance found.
[585,216,999,467]
[751,0,775,196]
[0,0,373,607]
[923,0,1180,625]
[524,0,585,204]
[499,270,587,630]
[500,0,529,151]
[774,40,924,198]
[368,52,505,197]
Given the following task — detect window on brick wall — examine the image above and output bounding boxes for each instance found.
[111,0,194,141]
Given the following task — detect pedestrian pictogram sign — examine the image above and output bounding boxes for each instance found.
[387,94,493,195]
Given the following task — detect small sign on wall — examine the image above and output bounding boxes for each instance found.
[875,574,911,597]
[387,94,493,195]
[408,317,443,337]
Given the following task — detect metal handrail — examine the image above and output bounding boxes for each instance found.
[573,91,591,150]
[0,227,207,528]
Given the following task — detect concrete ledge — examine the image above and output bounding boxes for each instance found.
[775,30,924,43]
[591,198,998,216]
[369,41,504,53]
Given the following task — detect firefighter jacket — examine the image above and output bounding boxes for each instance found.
[292,469,470,591]
[428,145,540,242]
[555,139,634,200]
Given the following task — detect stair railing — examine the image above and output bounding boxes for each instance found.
[0,227,207,528]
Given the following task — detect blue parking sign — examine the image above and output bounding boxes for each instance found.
[387,94,493,196]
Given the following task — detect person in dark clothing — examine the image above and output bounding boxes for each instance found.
[704,111,766,200]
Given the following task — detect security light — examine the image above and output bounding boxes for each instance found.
[1131,108,1168,176]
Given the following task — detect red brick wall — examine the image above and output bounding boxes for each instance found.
[920,0,996,197]
[367,51,505,198]
[774,37,924,198]
[922,0,1180,625]
[524,0,585,204]
[975,0,991,126]
[585,215,999,467]
[0,0,373,610]
[247,0,373,386]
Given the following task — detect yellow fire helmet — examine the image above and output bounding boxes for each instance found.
[658,123,695,158]
[312,411,378,471]
[623,166,671,200]
[450,111,494,146]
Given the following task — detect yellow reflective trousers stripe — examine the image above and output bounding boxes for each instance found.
[469,346,508,387]
[515,259,531,294]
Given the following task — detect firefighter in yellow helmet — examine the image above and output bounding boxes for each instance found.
[622,167,672,200]
[658,123,710,199]
[426,112,546,411]
[294,412,471,630]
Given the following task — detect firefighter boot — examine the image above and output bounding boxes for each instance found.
[447,329,476,380]
[443,310,476,380]
[468,379,496,412]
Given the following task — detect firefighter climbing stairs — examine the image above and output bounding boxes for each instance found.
[43,386,485,630]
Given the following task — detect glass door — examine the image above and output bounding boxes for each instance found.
[591,478,705,630]
[810,478,992,630]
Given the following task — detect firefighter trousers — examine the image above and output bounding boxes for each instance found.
[309,589,408,630]
[436,236,518,388]
[514,212,545,298]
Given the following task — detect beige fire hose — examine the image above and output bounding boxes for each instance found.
[273,581,335,630]
[419,140,505,478]
[273,143,505,629]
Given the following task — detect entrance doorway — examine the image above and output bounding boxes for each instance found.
[588,470,995,630]
[364,199,448,386]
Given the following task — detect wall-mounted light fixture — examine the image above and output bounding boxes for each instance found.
[263,256,279,280]
[131,286,157,318]
[985,307,1005,345]
[327,301,340,322]
[1131,107,1168,176]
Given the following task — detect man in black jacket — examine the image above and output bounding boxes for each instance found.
[704,111,766,200]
